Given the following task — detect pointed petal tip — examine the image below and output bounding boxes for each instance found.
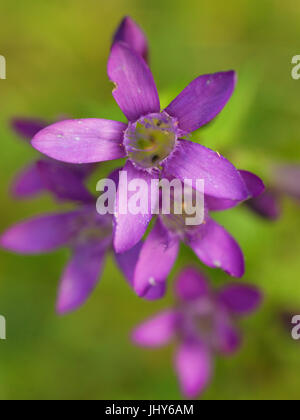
[112,16,149,63]
[55,296,80,316]
[239,170,266,199]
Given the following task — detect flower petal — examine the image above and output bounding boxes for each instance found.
[113,160,157,253]
[112,16,149,63]
[56,242,108,314]
[133,219,180,297]
[37,160,94,203]
[165,71,236,133]
[107,42,160,122]
[246,190,281,220]
[218,283,263,315]
[206,170,265,211]
[272,164,300,200]
[174,339,212,398]
[187,218,245,278]
[32,119,127,164]
[239,170,265,198]
[114,243,166,300]
[215,316,241,355]
[163,140,248,201]
[132,310,179,347]
[0,211,82,254]
[175,267,210,302]
[11,162,45,198]
[11,118,47,140]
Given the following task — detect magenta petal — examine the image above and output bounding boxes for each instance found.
[163,140,248,201]
[113,160,157,253]
[32,119,127,164]
[37,160,94,203]
[11,162,44,198]
[239,170,265,198]
[107,42,160,122]
[174,340,212,398]
[56,242,107,314]
[134,219,180,298]
[175,267,210,302]
[11,118,47,140]
[218,283,263,315]
[113,16,149,63]
[205,196,239,211]
[246,190,281,220]
[165,71,236,133]
[188,218,245,278]
[114,243,166,300]
[0,211,81,254]
[132,310,179,347]
[206,170,265,211]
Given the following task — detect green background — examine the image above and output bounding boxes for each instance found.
[1,0,300,400]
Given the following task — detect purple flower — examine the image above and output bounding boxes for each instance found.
[31,19,258,254]
[245,164,300,220]
[132,267,262,398]
[117,170,264,299]
[10,117,95,202]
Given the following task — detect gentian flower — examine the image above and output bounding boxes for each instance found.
[11,117,95,202]
[246,164,300,220]
[132,267,262,398]
[31,18,258,254]
[0,170,163,313]
[116,170,264,299]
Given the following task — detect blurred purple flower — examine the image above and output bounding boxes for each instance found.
[31,18,262,253]
[132,267,262,398]
[113,16,149,63]
[246,164,300,220]
[117,170,264,300]
[10,117,95,202]
[0,205,111,314]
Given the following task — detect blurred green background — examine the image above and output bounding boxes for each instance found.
[1,0,300,400]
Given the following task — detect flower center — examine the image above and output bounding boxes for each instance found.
[124,112,178,170]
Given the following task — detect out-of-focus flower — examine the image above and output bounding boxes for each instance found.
[245,164,300,220]
[132,267,262,398]
[31,17,262,254]
[116,171,264,300]
[10,117,95,202]
[1,205,111,314]
[0,170,162,314]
